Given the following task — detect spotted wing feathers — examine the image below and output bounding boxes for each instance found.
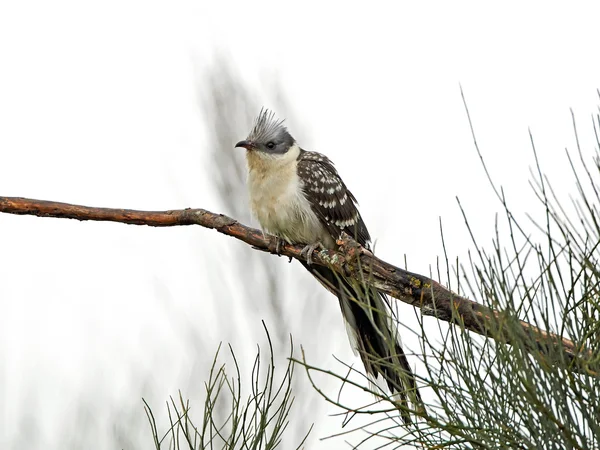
[297,150,371,247]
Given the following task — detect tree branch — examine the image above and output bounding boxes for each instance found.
[0,196,593,375]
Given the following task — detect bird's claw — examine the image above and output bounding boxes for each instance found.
[300,242,323,265]
[274,237,285,255]
[268,237,286,255]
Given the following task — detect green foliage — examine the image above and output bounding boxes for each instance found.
[143,324,312,450]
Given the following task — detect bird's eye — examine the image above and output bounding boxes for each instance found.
[266,142,275,149]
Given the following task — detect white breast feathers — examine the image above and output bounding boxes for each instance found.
[246,144,334,247]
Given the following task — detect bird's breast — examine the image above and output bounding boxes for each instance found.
[246,156,333,247]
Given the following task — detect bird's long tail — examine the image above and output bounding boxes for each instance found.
[302,263,423,424]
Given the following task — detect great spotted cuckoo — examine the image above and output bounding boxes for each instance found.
[235,109,422,423]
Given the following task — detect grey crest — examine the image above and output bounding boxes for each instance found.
[247,108,295,154]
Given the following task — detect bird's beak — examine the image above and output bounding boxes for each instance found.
[235,140,255,150]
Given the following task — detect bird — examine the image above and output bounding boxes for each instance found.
[235,109,422,423]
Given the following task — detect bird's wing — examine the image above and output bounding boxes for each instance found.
[297,150,371,247]
[297,149,423,423]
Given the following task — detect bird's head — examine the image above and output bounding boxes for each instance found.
[235,109,295,155]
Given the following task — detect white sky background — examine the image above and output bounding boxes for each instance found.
[1,1,599,448]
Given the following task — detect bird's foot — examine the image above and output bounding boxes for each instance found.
[268,236,286,255]
[300,242,324,265]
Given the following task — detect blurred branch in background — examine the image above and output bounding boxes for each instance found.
[196,57,286,342]
[193,59,324,445]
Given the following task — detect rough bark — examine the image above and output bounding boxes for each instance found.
[0,196,592,375]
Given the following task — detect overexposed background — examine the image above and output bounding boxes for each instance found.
[1,1,599,448]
